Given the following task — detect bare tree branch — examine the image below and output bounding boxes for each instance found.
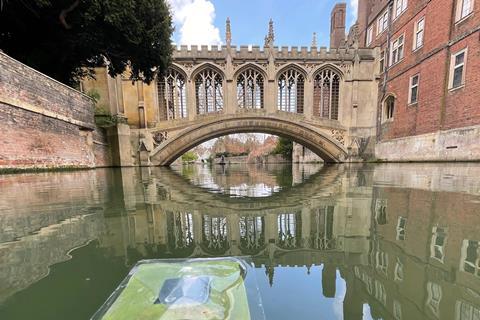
[59,0,79,29]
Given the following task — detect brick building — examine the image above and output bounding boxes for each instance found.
[355,0,480,161]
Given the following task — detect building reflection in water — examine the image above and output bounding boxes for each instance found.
[1,163,480,320]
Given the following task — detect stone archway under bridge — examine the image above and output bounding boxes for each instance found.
[149,113,351,166]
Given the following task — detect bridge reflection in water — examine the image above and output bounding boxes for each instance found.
[1,164,480,320]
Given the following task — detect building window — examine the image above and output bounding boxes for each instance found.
[380,50,385,73]
[393,300,403,320]
[449,49,467,89]
[430,226,447,263]
[195,68,224,114]
[390,34,405,65]
[239,216,265,253]
[456,0,474,21]
[460,239,480,277]
[167,212,194,251]
[394,0,408,18]
[426,282,442,318]
[376,250,389,276]
[312,206,335,250]
[202,215,228,254]
[396,216,407,240]
[375,199,388,224]
[367,26,374,46]
[413,18,425,50]
[374,280,387,306]
[277,212,300,248]
[455,300,480,320]
[278,68,305,113]
[377,10,389,35]
[383,96,395,121]
[409,74,419,104]
[158,68,187,120]
[394,258,404,282]
[237,68,264,109]
[313,69,340,120]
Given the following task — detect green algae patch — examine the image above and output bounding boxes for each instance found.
[92,258,264,320]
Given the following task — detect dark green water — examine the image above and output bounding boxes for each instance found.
[1,163,480,320]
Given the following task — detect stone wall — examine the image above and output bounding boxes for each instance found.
[375,124,480,162]
[0,52,111,170]
[292,142,323,163]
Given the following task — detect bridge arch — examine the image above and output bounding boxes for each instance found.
[150,115,348,165]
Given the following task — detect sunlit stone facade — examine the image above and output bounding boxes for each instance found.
[82,10,378,166]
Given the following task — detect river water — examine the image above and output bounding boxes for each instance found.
[1,163,480,320]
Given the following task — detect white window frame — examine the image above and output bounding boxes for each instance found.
[426,282,442,318]
[393,300,403,320]
[430,226,447,263]
[408,74,420,105]
[379,50,386,73]
[394,0,408,19]
[455,300,480,320]
[390,34,405,66]
[394,258,404,282]
[449,48,468,90]
[396,216,407,240]
[376,250,389,276]
[367,26,374,46]
[413,17,425,51]
[377,10,389,35]
[460,239,480,277]
[456,0,475,22]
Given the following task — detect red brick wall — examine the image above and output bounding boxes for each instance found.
[0,102,95,168]
[443,33,480,130]
[360,0,480,141]
[0,53,112,170]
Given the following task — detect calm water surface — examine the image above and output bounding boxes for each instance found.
[1,163,480,320]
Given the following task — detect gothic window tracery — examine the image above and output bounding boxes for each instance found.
[202,215,229,254]
[239,216,265,254]
[314,69,340,120]
[277,212,301,248]
[195,68,224,114]
[277,68,304,113]
[157,68,187,120]
[237,68,264,109]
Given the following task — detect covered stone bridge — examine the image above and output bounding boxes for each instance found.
[82,20,379,165]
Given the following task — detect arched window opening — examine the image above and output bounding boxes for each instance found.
[237,68,264,109]
[157,69,187,120]
[311,206,336,250]
[277,69,304,113]
[384,96,395,121]
[314,69,340,120]
[195,68,224,114]
[166,212,194,254]
[277,212,302,249]
[202,215,229,254]
[239,216,265,254]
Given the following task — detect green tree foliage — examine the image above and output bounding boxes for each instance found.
[0,0,173,85]
[272,137,293,159]
[181,151,198,163]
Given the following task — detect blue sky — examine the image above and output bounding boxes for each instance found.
[167,0,358,48]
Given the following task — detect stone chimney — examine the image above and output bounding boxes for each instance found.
[330,3,347,48]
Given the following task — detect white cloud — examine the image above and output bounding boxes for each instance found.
[167,0,222,45]
[350,0,358,21]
